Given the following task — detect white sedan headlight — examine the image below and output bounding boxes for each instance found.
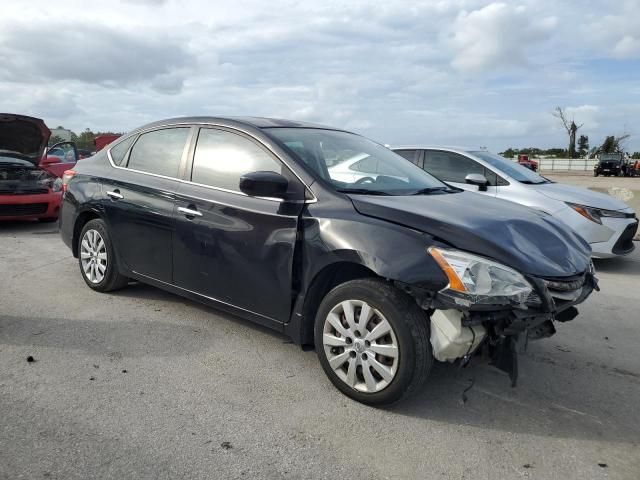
[428,247,533,307]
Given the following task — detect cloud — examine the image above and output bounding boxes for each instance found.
[449,3,557,72]
[0,23,193,92]
[0,0,638,152]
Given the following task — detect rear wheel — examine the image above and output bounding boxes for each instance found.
[78,219,128,292]
[314,278,432,405]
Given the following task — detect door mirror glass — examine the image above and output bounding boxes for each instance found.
[239,171,289,198]
[465,173,489,191]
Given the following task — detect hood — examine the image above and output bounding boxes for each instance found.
[351,191,591,278]
[536,182,631,211]
[0,113,51,166]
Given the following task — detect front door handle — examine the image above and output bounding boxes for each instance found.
[106,190,124,200]
[178,206,203,218]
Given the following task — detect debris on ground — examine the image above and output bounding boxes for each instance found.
[122,369,128,373]
[89,376,96,381]
[26,356,36,363]
[598,463,608,468]
[523,464,533,469]
[220,441,233,450]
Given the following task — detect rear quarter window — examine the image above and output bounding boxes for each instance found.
[109,136,136,166]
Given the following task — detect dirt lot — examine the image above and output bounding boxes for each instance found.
[1,221,639,480]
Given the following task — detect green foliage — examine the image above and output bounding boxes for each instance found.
[577,135,589,157]
[498,147,567,158]
[48,135,65,146]
[631,152,640,159]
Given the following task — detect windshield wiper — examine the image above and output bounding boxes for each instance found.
[411,186,453,195]
[336,188,391,196]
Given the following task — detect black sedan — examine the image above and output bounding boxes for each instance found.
[60,117,596,405]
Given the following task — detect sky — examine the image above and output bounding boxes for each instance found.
[1,0,639,152]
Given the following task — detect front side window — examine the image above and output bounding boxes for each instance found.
[127,128,190,178]
[423,151,485,184]
[109,135,136,166]
[191,128,283,192]
[265,128,447,195]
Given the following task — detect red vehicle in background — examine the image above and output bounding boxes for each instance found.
[0,113,78,222]
[517,154,539,171]
[94,133,121,152]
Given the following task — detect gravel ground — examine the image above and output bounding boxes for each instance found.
[1,221,639,480]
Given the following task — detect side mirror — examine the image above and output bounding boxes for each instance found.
[239,171,289,199]
[465,173,489,192]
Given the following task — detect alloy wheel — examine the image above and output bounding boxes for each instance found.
[322,299,399,393]
[80,229,107,284]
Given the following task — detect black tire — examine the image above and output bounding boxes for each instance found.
[593,171,598,177]
[78,218,128,292]
[314,278,433,406]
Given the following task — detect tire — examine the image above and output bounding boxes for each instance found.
[78,218,128,292]
[593,171,598,177]
[314,278,433,406]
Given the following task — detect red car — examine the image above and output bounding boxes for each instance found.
[0,113,77,222]
[517,154,538,171]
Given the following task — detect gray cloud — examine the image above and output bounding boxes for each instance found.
[0,23,193,92]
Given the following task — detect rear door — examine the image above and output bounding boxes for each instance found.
[422,149,498,196]
[102,127,193,283]
[172,126,305,324]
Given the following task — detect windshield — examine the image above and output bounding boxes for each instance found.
[265,128,449,195]
[600,154,622,162]
[471,151,549,184]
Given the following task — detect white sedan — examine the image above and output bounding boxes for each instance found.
[392,146,638,258]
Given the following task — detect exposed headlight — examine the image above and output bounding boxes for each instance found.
[428,247,533,308]
[566,202,629,224]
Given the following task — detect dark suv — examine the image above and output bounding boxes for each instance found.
[594,153,626,177]
[60,117,596,405]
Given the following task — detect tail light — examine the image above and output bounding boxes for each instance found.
[62,170,76,192]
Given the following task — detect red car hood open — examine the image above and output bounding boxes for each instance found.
[0,113,51,166]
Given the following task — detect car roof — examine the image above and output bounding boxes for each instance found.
[391,145,482,154]
[129,116,342,133]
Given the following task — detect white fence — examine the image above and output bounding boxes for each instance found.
[536,158,597,172]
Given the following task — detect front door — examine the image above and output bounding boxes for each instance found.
[422,150,498,196]
[172,127,304,324]
[101,127,192,283]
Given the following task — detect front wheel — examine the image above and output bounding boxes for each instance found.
[314,278,432,405]
[78,218,128,292]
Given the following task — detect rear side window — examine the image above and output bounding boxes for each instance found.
[395,149,422,168]
[191,128,283,192]
[109,136,136,166]
[127,128,190,178]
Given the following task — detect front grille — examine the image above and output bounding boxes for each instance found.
[0,188,48,195]
[612,221,639,255]
[544,275,586,292]
[0,203,48,216]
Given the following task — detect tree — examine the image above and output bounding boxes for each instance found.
[48,135,65,146]
[577,135,589,157]
[553,107,583,158]
[632,152,640,159]
[597,134,630,154]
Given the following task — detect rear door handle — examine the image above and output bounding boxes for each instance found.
[178,206,203,218]
[106,190,123,200]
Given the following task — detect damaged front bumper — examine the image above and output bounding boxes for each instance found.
[410,270,598,386]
